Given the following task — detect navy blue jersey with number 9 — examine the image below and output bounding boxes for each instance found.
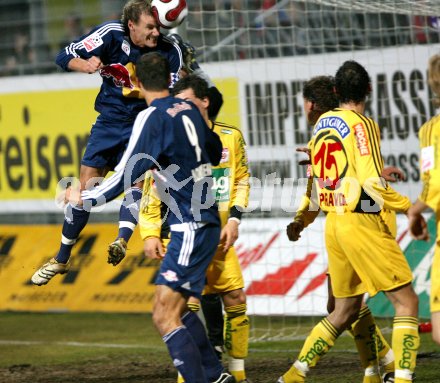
[82,96,222,225]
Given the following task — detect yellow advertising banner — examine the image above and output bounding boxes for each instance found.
[0,224,159,312]
[0,88,98,200]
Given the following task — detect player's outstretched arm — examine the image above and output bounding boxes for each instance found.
[56,21,113,72]
[67,56,103,74]
[356,119,411,213]
[407,200,429,241]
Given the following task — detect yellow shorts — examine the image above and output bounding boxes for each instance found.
[432,217,440,313]
[381,209,397,238]
[325,211,413,298]
[203,245,244,295]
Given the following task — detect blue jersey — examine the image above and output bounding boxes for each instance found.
[56,21,183,122]
[82,96,222,225]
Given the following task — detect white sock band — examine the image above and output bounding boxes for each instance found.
[294,360,309,374]
[380,349,395,367]
[228,357,244,372]
[61,235,76,245]
[119,221,136,230]
[395,369,413,380]
[364,366,379,376]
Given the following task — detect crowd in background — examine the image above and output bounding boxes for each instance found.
[0,0,439,77]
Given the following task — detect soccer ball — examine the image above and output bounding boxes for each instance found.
[151,0,188,29]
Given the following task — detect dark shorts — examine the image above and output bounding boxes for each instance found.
[81,115,133,170]
[156,222,221,298]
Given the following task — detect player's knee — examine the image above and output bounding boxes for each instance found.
[152,299,174,335]
[223,288,246,307]
[405,290,419,314]
[333,305,360,329]
[394,289,419,317]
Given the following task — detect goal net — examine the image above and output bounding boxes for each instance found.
[179,0,438,341]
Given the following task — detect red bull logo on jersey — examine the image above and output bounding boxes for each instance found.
[354,123,370,156]
[100,63,135,89]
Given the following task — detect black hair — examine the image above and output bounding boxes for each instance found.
[335,60,371,104]
[303,75,338,113]
[136,52,170,91]
[172,74,210,99]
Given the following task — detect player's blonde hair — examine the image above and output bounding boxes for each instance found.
[428,54,440,106]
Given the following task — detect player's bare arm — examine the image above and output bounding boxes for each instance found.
[67,56,103,74]
[381,166,406,182]
[407,200,429,241]
[296,147,311,165]
[219,218,239,252]
[144,236,165,259]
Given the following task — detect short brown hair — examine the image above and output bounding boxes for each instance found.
[121,0,152,31]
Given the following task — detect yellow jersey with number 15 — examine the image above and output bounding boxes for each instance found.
[309,108,410,214]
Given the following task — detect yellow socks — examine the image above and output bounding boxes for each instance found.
[297,318,340,368]
[350,307,380,379]
[362,376,381,383]
[282,318,341,383]
[393,316,419,383]
[225,304,249,381]
[282,361,307,383]
[375,324,394,374]
[187,301,200,312]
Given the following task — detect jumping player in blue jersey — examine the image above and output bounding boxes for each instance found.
[31,0,186,285]
[82,52,233,383]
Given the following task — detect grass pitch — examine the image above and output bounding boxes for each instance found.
[0,312,439,382]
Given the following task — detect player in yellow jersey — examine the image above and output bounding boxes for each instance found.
[277,61,419,383]
[140,74,251,383]
[288,75,401,383]
[407,54,440,346]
